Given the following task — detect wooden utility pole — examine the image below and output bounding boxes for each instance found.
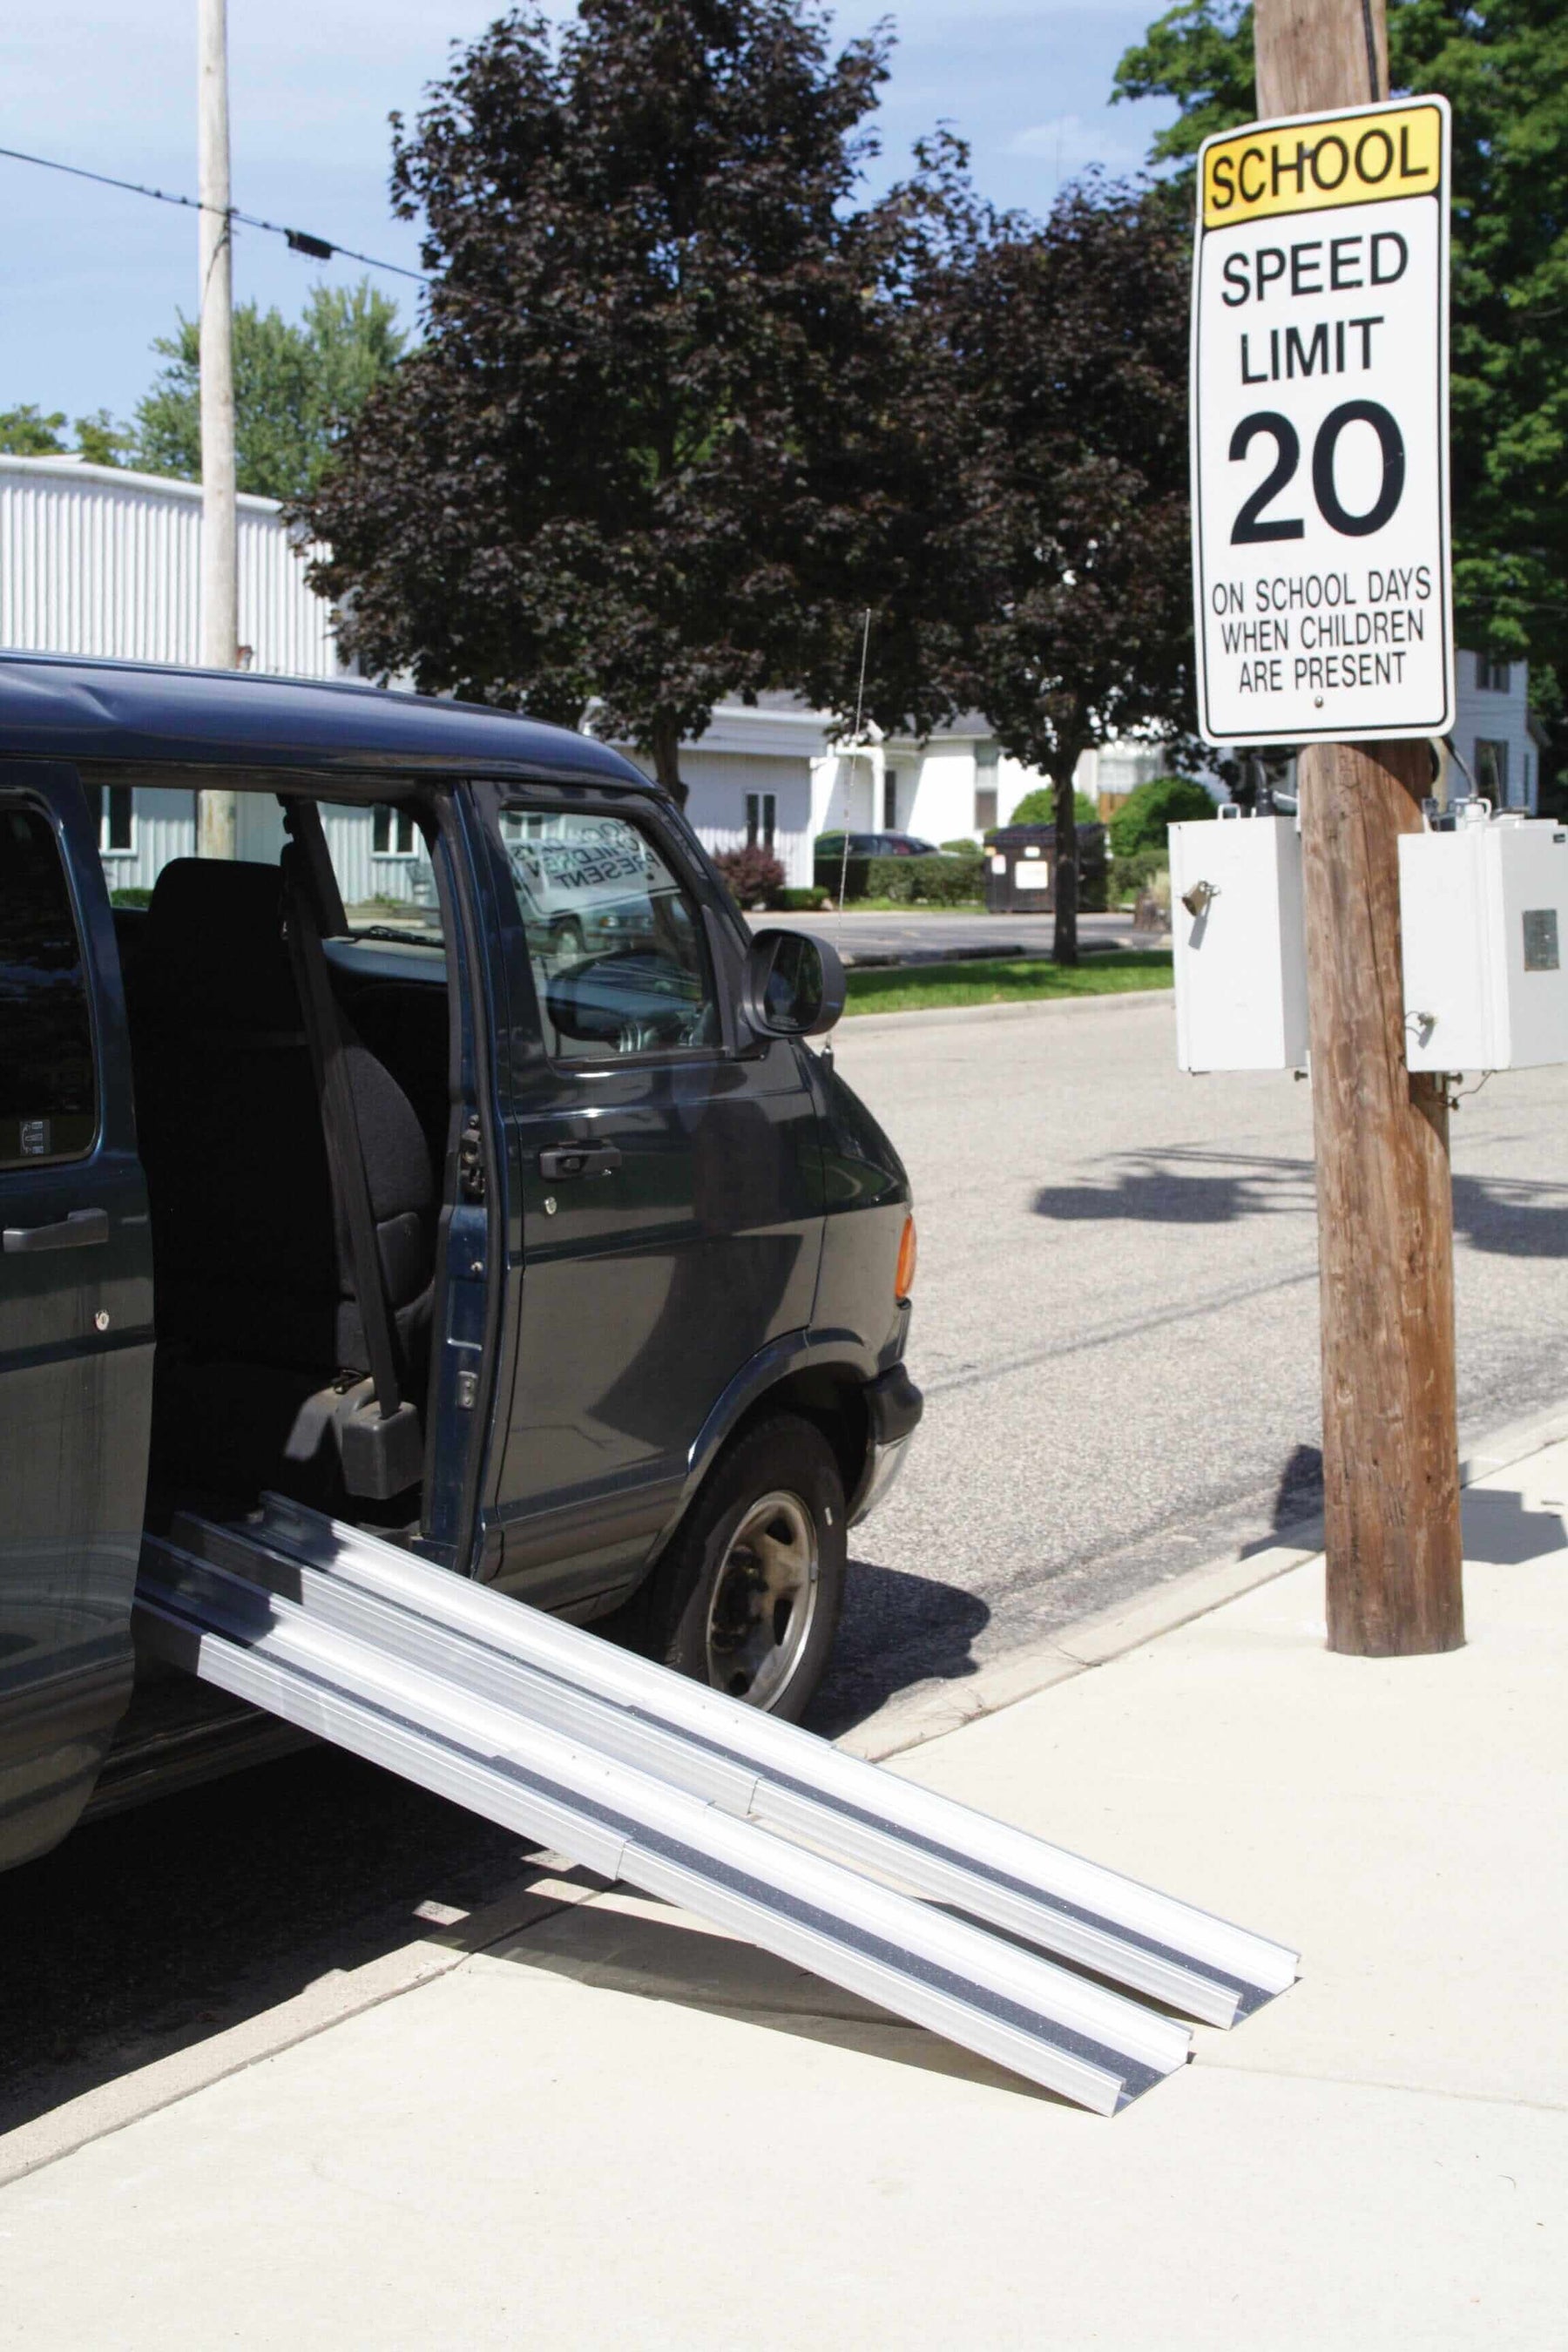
[1254,0,1463,1654]
[197,0,239,857]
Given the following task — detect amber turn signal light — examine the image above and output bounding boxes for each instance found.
[895,1213,917,1302]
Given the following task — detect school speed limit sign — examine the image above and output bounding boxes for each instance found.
[1191,95,1453,744]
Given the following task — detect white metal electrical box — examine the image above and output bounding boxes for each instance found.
[1399,810,1568,1071]
[1169,813,1308,1071]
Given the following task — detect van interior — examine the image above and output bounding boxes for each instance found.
[102,776,457,1544]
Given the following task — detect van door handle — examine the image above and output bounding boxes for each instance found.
[3,1208,111,1254]
[537,1145,623,1180]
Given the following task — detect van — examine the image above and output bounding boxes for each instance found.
[0,655,922,1873]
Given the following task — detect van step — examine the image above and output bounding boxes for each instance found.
[134,1497,1298,2114]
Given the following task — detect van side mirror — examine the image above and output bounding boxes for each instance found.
[742,928,847,1038]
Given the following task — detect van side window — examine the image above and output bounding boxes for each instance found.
[500,809,720,1060]
[0,805,98,1167]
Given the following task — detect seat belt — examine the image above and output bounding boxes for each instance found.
[280,810,422,1498]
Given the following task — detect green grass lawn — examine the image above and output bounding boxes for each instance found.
[843,950,1173,1017]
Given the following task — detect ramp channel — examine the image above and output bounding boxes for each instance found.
[134,1499,1298,2114]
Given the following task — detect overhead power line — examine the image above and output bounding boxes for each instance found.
[0,141,429,287]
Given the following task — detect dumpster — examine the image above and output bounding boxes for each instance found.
[985,822,1107,913]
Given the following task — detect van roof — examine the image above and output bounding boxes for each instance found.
[0,652,654,793]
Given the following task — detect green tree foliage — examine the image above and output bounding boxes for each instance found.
[911,179,1196,963]
[136,280,404,500]
[1007,786,1098,826]
[73,410,137,467]
[1114,1,1568,701]
[301,1,956,801]
[0,404,133,462]
[0,405,69,455]
[1107,774,1215,857]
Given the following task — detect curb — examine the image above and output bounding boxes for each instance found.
[839,1393,1568,1765]
[839,985,1173,1039]
[0,1861,605,2193]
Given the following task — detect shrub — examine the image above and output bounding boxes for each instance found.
[1108,776,1215,859]
[1006,787,1098,827]
[109,885,153,908]
[870,852,985,906]
[939,835,979,854]
[772,885,828,913]
[1110,847,1170,904]
[814,852,985,906]
[714,844,786,905]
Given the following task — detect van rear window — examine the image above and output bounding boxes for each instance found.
[0,805,97,1168]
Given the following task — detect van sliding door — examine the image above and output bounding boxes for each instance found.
[0,766,154,1869]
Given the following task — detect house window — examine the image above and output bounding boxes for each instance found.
[882,770,899,831]
[975,744,999,835]
[1474,740,1510,803]
[1476,655,1511,693]
[745,791,776,850]
[373,805,417,856]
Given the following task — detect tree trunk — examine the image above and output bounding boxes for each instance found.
[1052,765,1081,967]
[648,712,686,808]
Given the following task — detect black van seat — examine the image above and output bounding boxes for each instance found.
[129,858,436,1494]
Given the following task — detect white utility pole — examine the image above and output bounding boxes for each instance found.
[197,0,239,856]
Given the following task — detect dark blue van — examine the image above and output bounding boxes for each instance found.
[0,655,921,1872]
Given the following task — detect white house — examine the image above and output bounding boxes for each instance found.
[1450,646,1543,811]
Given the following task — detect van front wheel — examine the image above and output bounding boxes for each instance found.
[636,1416,847,1720]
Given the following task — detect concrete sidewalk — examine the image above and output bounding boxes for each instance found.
[3,1449,1565,2348]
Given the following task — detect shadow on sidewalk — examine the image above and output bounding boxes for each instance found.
[483,1889,1066,2105]
[1461,1488,1566,1564]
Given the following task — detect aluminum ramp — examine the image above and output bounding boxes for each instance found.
[134,1496,1298,2115]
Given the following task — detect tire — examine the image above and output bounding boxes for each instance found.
[627,1415,848,1721]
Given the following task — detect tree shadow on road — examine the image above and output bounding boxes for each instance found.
[1032,1147,1312,1227]
[1031,1146,1568,1260]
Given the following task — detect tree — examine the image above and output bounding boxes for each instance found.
[1107,774,1214,856]
[301,2,936,801]
[74,411,137,468]
[1115,1,1568,714]
[931,179,1196,963]
[1,405,69,456]
[136,280,405,500]
[1007,786,1098,826]
[0,404,132,463]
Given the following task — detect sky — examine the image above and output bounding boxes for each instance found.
[3,3,1179,431]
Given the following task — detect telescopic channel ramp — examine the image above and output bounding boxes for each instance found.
[135,1496,1298,2115]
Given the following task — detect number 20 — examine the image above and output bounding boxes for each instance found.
[1229,402,1406,543]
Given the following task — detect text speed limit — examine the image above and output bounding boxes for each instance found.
[1190,96,1453,745]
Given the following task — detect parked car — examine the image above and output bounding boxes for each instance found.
[814,830,950,860]
[0,653,923,1873]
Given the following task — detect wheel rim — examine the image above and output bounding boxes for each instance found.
[704,1489,820,1709]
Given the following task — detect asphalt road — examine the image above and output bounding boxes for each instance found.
[747,907,1146,963]
[6,989,1565,2132]
[810,990,1568,1728]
